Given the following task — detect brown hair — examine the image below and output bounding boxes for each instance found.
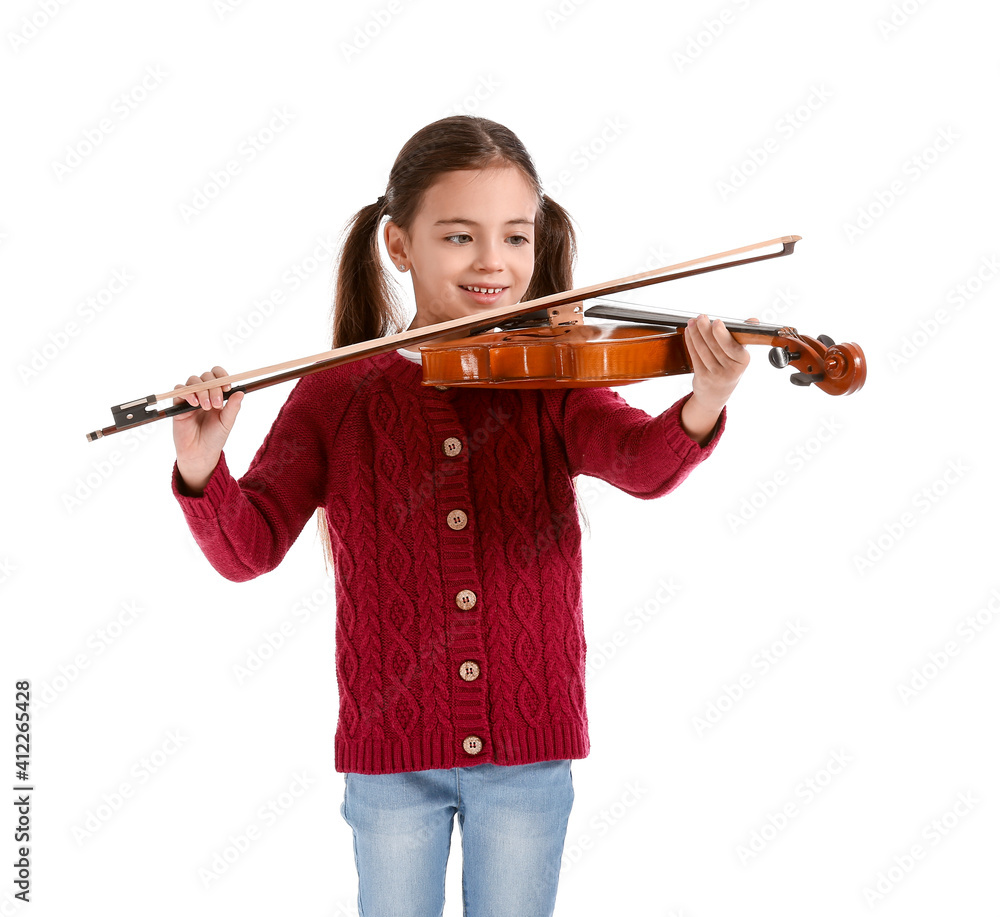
[318,115,578,564]
[331,115,576,346]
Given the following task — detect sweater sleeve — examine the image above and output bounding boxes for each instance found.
[551,387,725,499]
[170,375,332,582]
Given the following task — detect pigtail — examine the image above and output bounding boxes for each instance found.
[319,197,405,571]
[526,194,577,300]
[527,194,590,536]
[332,198,405,348]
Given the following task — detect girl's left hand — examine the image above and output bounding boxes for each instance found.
[680,314,757,443]
[686,313,755,408]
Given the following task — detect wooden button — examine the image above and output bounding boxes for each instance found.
[442,437,463,457]
[463,735,483,755]
[459,661,480,681]
[455,589,477,610]
[447,509,468,530]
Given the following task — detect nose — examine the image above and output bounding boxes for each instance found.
[473,239,504,274]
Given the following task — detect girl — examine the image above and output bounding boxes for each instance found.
[171,116,751,917]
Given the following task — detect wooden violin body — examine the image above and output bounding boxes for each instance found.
[418,303,867,396]
[420,322,690,389]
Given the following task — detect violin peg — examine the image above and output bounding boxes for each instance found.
[789,372,824,387]
[768,346,791,368]
[817,334,835,347]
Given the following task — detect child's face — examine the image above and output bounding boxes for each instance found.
[387,166,537,328]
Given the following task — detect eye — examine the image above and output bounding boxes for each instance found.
[445,233,472,244]
[507,234,531,246]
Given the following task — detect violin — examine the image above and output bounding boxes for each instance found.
[85,235,865,442]
[418,300,865,396]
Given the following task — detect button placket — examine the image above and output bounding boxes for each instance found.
[425,397,490,764]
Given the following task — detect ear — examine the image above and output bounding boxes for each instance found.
[383,220,409,268]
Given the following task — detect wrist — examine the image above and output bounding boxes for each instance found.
[176,456,220,497]
[680,393,725,445]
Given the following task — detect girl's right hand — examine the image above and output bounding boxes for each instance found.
[172,366,244,495]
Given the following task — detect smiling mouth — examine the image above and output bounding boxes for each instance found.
[460,285,506,294]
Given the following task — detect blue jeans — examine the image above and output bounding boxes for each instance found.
[340,759,574,917]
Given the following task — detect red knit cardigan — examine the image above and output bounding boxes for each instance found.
[172,351,724,774]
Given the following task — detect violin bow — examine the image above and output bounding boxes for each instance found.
[85,234,800,441]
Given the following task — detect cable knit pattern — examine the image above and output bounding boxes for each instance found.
[171,351,725,774]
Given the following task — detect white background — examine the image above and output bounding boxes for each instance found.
[2,0,998,914]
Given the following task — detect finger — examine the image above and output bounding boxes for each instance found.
[179,374,204,408]
[685,315,718,374]
[194,372,213,410]
[219,389,244,429]
[173,382,197,410]
[689,316,731,369]
[198,369,228,410]
[210,366,232,410]
[710,319,750,364]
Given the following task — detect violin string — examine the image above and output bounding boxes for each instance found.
[587,298,786,334]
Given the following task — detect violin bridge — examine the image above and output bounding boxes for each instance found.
[547,302,585,326]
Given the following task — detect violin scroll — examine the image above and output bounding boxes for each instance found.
[774,332,866,396]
